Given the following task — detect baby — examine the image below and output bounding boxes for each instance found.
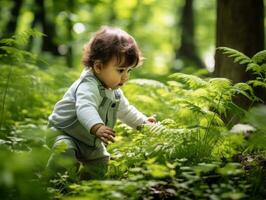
[47,26,156,180]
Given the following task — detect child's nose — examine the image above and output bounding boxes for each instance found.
[121,73,129,82]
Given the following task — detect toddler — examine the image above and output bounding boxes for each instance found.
[47,26,156,180]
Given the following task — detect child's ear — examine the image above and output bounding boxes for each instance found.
[93,60,103,73]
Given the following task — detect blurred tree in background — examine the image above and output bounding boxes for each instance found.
[174,0,206,71]
[0,0,216,74]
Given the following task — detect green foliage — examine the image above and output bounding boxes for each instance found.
[217,47,266,94]
[0,29,44,66]
[1,42,266,199]
[0,32,80,199]
[217,47,252,65]
[0,132,52,200]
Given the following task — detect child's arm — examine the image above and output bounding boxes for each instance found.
[76,81,105,133]
[76,81,118,144]
[117,90,156,129]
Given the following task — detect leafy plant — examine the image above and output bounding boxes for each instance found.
[217,47,266,96]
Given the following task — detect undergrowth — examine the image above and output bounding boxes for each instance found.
[0,32,265,200]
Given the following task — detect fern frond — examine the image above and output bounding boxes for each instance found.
[169,73,207,89]
[144,123,167,135]
[251,50,266,64]
[226,102,247,118]
[0,38,16,45]
[261,64,266,73]
[166,80,183,88]
[247,80,266,89]
[0,46,37,64]
[246,63,262,75]
[204,110,224,126]
[232,83,255,100]
[0,29,44,47]
[217,47,251,65]
[0,29,42,66]
[207,78,232,91]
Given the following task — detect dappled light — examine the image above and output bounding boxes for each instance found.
[0,0,265,199]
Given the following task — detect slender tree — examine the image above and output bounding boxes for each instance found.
[28,0,59,55]
[1,0,23,38]
[175,0,206,69]
[65,0,75,68]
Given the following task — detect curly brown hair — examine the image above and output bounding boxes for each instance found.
[82,26,144,68]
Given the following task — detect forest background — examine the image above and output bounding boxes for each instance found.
[0,0,266,199]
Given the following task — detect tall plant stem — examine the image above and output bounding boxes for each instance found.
[0,66,13,130]
[204,92,223,141]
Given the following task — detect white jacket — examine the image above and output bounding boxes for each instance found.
[48,69,147,133]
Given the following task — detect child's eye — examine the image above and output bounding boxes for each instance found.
[127,69,132,73]
[118,69,124,73]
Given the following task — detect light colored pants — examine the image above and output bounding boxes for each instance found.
[47,130,110,180]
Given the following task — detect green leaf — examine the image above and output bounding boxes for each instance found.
[246,63,261,74]
[169,73,207,89]
[216,162,243,176]
[252,50,266,64]
[217,47,251,65]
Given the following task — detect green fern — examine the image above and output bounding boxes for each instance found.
[251,50,266,64]
[169,73,207,89]
[0,29,44,47]
[219,47,266,104]
[0,29,43,66]
[232,82,256,101]
[247,80,266,89]
[246,63,262,75]
[217,47,252,65]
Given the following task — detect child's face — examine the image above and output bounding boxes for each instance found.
[94,57,132,89]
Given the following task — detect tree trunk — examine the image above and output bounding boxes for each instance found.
[214,0,264,82]
[175,0,206,69]
[2,0,23,38]
[39,0,59,55]
[214,0,265,108]
[28,0,59,55]
[65,0,75,68]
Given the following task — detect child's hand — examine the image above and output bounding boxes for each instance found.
[145,115,157,125]
[95,125,115,145]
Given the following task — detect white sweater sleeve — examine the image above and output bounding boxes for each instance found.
[117,89,147,129]
[75,81,104,132]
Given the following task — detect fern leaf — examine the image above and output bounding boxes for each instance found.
[227,102,247,118]
[251,50,266,64]
[246,63,261,74]
[208,78,232,91]
[205,111,224,126]
[217,47,251,65]
[261,64,266,74]
[0,46,37,64]
[145,123,167,134]
[169,73,207,89]
[233,83,255,100]
[247,80,266,88]
[13,29,45,46]
[0,29,44,47]
[0,38,16,45]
